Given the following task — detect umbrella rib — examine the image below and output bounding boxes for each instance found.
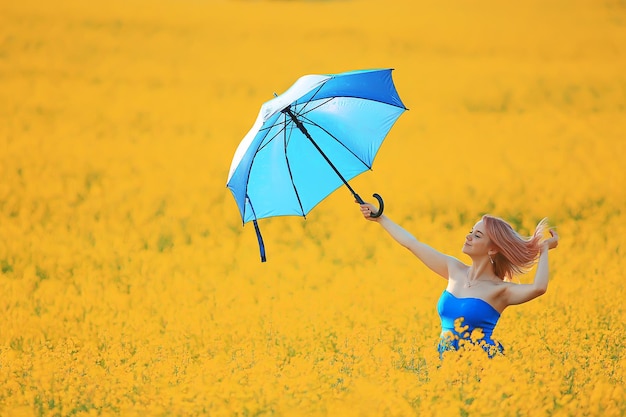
[297,112,372,170]
[293,81,407,114]
[240,120,289,222]
[256,122,288,153]
[300,82,407,112]
[281,114,307,218]
[296,83,327,115]
[295,97,334,116]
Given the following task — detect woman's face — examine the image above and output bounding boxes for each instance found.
[462,220,492,256]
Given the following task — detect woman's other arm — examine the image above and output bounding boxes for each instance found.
[503,228,559,305]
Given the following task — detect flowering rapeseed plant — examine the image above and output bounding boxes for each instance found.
[1,0,625,415]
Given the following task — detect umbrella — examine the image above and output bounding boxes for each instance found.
[227,68,407,261]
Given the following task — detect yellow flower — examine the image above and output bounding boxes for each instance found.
[1,0,625,415]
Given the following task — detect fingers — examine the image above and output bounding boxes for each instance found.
[358,202,375,218]
[549,228,559,241]
[548,228,559,249]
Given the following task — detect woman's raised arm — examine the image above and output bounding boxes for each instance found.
[360,203,457,279]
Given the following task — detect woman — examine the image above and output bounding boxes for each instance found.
[359,202,559,357]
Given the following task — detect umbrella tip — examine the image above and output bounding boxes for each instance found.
[273,92,278,97]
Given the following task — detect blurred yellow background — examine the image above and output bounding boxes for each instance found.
[1,0,625,415]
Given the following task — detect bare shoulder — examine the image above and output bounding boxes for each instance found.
[446,257,468,281]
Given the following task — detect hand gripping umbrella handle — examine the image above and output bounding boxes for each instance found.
[355,193,385,218]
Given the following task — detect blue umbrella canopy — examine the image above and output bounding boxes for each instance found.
[227,68,407,261]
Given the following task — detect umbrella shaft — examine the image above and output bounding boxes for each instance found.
[283,107,360,200]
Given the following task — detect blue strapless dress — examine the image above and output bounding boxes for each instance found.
[437,290,504,358]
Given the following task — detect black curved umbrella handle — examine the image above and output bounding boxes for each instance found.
[355,193,385,218]
[369,193,385,218]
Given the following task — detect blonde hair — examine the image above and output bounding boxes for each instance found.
[482,215,548,280]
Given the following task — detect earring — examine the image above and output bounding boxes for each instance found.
[489,254,494,265]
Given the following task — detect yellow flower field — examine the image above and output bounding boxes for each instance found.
[1,0,625,415]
